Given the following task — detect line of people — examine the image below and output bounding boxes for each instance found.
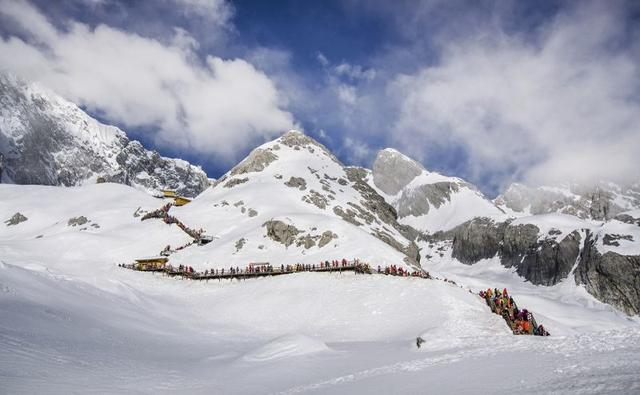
[376,264,431,279]
[480,288,549,336]
[122,258,373,278]
[141,203,206,242]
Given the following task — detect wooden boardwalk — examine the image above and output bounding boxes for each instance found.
[120,262,377,281]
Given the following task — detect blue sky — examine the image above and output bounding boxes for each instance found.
[1,0,639,196]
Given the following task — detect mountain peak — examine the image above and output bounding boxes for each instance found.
[373,149,425,196]
[0,73,210,196]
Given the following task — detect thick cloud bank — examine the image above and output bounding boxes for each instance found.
[0,0,294,161]
[390,3,640,189]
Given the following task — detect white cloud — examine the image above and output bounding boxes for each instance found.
[390,2,640,189]
[0,0,294,161]
[336,84,357,105]
[342,136,374,165]
[170,0,233,25]
[334,62,376,82]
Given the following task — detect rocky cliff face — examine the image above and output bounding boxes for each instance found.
[431,218,582,286]
[372,148,424,196]
[576,231,640,316]
[426,215,640,315]
[0,73,209,197]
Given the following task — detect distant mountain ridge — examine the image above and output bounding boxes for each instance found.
[0,73,210,197]
[495,182,640,221]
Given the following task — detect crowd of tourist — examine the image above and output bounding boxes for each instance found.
[376,264,431,278]
[480,288,550,336]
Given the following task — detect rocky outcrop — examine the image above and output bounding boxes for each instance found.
[0,73,209,197]
[438,218,581,286]
[575,231,640,316]
[302,190,329,210]
[229,148,278,176]
[396,182,460,217]
[235,238,246,252]
[224,177,249,188]
[372,149,423,196]
[344,167,400,228]
[504,230,581,286]
[447,218,505,264]
[0,152,4,183]
[285,176,307,190]
[318,231,338,248]
[436,217,640,315]
[279,130,340,163]
[5,212,27,226]
[263,220,301,247]
[614,213,640,226]
[67,216,89,227]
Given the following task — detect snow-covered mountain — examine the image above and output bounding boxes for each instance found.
[0,73,210,197]
[495,182,640,220]
[1,129,639,392]
[362,148,640,316]
[170,130,421,269]
[370,148,505,233]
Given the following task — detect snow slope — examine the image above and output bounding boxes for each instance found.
[1,180,639,393]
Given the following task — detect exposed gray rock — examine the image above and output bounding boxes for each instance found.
[296,234,316,249]
[263,220,301,247]
[396,182,461,218]
[318,231,338,248]
[5,212,27,226]
[248,209,258,217]
[224,177,249,188]
[575,231,640,315]
[235,238,246,252]
[302,190,329,210]
[614,214,640,226]
[68,216,89,227]
[446,218,505,264]
[439,218,581,286]
[344,167,398,228]
[372,149,423,196]
[279,130,340,163]
[285,176,307,190]
[504,230,582,286]
[0,74,209,197]
[234,201,244,207]
[603,234,634,247]
[333,206,362,226]
[0,152,4,183]
[229,148,278,176]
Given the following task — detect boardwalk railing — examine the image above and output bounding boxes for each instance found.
[120,261,431,282]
